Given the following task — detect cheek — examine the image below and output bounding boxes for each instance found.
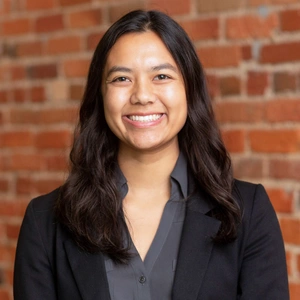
[103,100,118,122]
[166,85,187,112]
[103,90,128,115]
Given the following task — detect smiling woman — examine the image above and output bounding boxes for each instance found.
[14,10,289,300]
[102,31,187,153]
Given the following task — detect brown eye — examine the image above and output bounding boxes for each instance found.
[112,77,129,82]
[154,74,170,80]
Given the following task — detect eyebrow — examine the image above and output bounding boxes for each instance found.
[106,66,132,78]
[106,63,179,78]
[151,63,178,73]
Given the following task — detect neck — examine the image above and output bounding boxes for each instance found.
[118,144,180,191]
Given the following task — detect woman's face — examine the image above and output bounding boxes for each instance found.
[101,31,187,154]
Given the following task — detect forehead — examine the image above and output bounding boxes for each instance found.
[104,31,177,68]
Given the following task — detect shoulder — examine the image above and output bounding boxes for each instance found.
[19,187,75,259]
[232,179,280,237]
[29,187,60,212]
[232,178,270,208]
[232,179,278,227]
[233,178,261,198]
[22,188,61,237]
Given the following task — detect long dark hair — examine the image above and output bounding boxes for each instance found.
[56,10,241,263]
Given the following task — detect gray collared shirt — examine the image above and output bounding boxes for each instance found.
[104,153,188,300]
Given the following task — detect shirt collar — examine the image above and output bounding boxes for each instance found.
[170,151,188,198]
[116,151,189,199]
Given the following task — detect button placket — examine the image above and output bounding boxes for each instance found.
[138,275,146,284]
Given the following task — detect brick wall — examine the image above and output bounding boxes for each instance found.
[1,0,300,299]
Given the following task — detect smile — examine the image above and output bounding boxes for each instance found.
[127,114,163,122]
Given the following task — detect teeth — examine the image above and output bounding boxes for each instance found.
[128,114,162,122]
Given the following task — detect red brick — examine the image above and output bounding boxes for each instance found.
[226,14,277,39]
[64,59,90,78]
[11,87,28,103]
[219,76,241,96]
[87,32,104,50]
[247,71,269,95]
[234,158,264,179]
[26,0,55,10]
[70,84,85,101]
[0,288,10,300]
[261,42,300,64]
[0,91,8,103]
[0,154,9,171]
[5,268,14,286]
[2,43,17,57]
[242,45,252,60]
[16,41,43,57]
[59,0,91,6]
[16,177,63,195]
[68,9,102,28]
[0,112,3,125]
[11,65,26,81]
[9,154,45,171]
[280,9,300,31]
[285,250,292,276]
[0,243,16,263]
[273,72,296,93]
[290,283,300,300]
[35,14,64,33]
[35,130,72,149]
[0,66,10,82]
[27,63,57,79]
[109,2,147,23]
[249,129,300,153]
[46,36,81,55]
[197,45,241,68]
[269,159,300,181]
[10,109,36,124]
[221,130,245,153]
[35,178,64,194]
[0,131,35,148]
[297,254,300,273]
[180,18,219,40]
[266,99,300,122]
[206,75,220,98]
[0,201,28,217]
[196,0,241,13]
[0,0,11,15]
[266,188,293,213]
[2,18,31,35]
[38,108,78,124]
[16,177,34,195]
[280,218,300,244]
[30,86,46,102]
[0,223,5,240]
[6,224,20,240]
[249,0,298,5]
[46,155,68,171]
[148,0,190,15]
[0,179,9,192]
[215,102,264,123]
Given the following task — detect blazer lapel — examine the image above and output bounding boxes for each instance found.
[64,239,111,300]
[172,190,221,300]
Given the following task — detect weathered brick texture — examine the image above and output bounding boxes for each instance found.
[1,0,300,298]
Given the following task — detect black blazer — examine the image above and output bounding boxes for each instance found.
[14,180,289,300]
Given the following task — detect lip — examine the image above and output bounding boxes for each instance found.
[123,113,165,128]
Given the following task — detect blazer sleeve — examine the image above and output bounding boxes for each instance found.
[14,200,57,300]
[238,184,289,299]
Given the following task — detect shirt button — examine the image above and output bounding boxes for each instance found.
[139,275,146,284]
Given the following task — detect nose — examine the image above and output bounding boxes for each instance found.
[130,79,156,105]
